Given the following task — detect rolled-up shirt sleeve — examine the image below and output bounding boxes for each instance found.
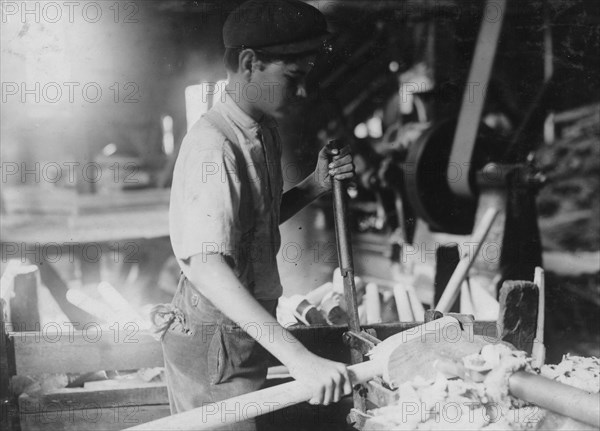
[170,136,242,263]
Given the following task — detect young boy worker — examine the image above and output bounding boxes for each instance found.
[158,0,355,428]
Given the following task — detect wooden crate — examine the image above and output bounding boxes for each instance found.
[2,313,169,431]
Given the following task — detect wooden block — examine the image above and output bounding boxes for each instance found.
[404,284,426,321]
[434,245,460,312]
[319,295,349,325]
[9,330,163,376]
[393,284,414,322]
[365,283,382,324]
[305,282,333,306]
[266,366,290,380]
[497,281,539,354]
[8,267,40,330]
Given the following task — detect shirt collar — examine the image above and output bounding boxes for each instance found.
[219,92,278,136]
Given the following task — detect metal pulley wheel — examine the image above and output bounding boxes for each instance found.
[403,118,506,235]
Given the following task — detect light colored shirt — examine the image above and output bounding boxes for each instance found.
[169,93,284,300]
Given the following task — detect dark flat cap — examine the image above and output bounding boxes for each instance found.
[223,0,329,55]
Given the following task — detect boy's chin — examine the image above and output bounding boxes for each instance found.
[270,108,290,119]
[273,104,302,119]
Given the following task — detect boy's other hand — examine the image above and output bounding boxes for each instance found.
[314,143,355,193]
[287,352,352,405]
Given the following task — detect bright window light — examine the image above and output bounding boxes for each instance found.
[185,85,208,132]
[185,80,227,132]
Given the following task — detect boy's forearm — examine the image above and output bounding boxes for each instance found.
[188,253,309,366]
[280,173,327,224]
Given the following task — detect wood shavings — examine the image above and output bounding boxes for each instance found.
[540,354,600,393]
[365,344,537,430]
[474,345,531,405]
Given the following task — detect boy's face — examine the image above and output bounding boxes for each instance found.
[251,55,315,119]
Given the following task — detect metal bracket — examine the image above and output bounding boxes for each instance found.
[343,328,381,428]
[343,329,381,355]
[365,379,400,408]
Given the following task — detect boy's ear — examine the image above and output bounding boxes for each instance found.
[238,49,263,78]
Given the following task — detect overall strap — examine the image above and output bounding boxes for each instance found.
[202,109,254,245]
[202,109,248,188]
[203,109,239,146]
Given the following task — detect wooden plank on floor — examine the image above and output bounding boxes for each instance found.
[9,330,163,375]
[19,382,168,411]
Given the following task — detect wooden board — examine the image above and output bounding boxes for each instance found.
[1,209,169,244]
[7,321,500,376]
[265,321,498,367]
[20,404,170,431]
[8,321,499,377]
[19,382,168,411]
[1,189,170,243]
[9,330,163,375]
[2,188,170,216]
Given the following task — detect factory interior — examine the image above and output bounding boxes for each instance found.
[1,0,599,430]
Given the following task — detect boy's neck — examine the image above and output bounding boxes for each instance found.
[225,80,265,123]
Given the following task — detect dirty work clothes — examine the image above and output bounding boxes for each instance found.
[159,275,277,429]
[165,92,285,429]
[169,92,284,301]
